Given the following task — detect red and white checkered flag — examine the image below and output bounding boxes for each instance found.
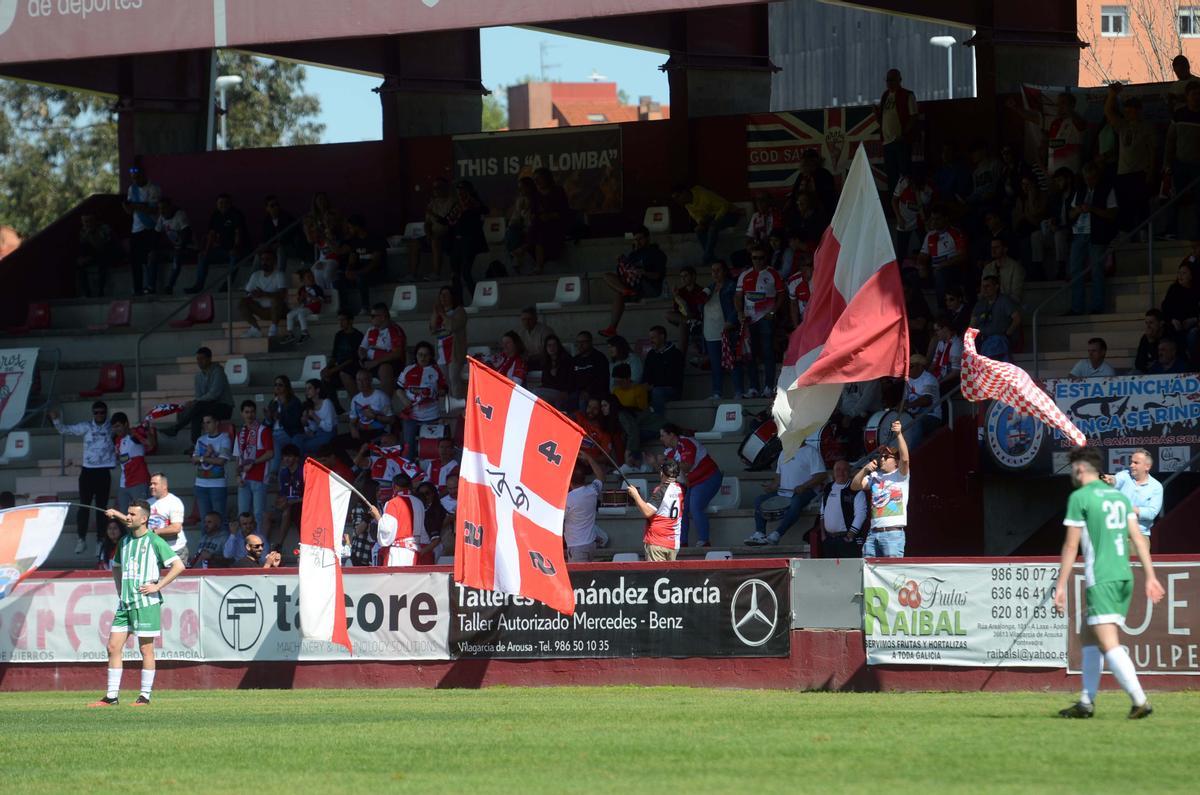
[961,327,1086,447]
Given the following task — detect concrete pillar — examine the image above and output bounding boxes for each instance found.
[379,29,485,139]
[116,51,213,183]
[663,56,775,118]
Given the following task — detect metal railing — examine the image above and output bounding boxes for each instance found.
[134,218,304,418]
[1030,174,1200,380]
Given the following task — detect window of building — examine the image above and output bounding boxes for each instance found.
[1100,6,1129,37]
[586,113,608,122]
[1182,7,1200,37]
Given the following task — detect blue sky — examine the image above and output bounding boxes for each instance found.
[302,26,670,143]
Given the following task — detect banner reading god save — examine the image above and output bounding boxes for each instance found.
[863,562,1067,667]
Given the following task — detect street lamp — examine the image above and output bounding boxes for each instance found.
[929,36,956,100]
[215,74,243,150]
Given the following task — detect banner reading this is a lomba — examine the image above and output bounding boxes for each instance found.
[863,563,1067,667]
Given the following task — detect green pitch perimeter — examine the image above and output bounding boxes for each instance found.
[3,688,1198,793]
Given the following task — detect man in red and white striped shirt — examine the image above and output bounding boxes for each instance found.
[377,473,430,567]
[111,412,151,513]
[358,303,407,396]
[627,458,685,561]
[918,207,968,309]
[735,244,785,398]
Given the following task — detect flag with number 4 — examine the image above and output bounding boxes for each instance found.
[455,357,585,615]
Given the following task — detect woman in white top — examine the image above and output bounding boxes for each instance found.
[299,378,338,457]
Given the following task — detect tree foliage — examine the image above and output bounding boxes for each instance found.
[0,82,118,238]
[217,51,324,149]
[482,91,508,131]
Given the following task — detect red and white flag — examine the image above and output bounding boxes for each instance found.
[0,502,70,600]
[298,458,354,652]
[961,327,1086,446]
[455,358,584,615]
[772,145,909,460]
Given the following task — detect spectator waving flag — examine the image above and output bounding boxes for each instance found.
[772,145,909,462]
[298,458,355,652]
[142,403,184,423]
[960,327,1086,446]
[0,503,71,600]
[456,357,584,616]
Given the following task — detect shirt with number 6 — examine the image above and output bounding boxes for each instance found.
[1063,480,1133,588]
[644,482,685,551]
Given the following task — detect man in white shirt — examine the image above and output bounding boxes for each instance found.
[147,473,188,562]
[122,165,161,295]
[818,459,868,558]
[851,420,910,558]
[238,248,287,338]
[903,354,941,447]
[50,403,116,554]
[1101,449,1163,538]
[745,439,827,546]
[564,456,605,562]
[1069,337,1117,378]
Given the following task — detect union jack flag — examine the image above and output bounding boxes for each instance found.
[746,106,884,194]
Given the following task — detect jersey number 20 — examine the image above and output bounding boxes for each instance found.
[1101,500,1126,555]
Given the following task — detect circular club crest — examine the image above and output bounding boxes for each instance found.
[983,400,1044,471]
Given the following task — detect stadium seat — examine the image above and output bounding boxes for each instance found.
[611,552,641,562]
[706,477,740,513]
[79,363,125,398]
[293,354,327,388]
[421,423,449,439]
[224,357,249,387]
[464,280,498,314]
[0,431,31,465]
[390,284,418,314]
[705,550,733,560]
[695,403,744,440]
[627,478,649,500]
[87,299,132,331]
[535,276,583,311]
[483,216,506,244]
[466,345,492,360]
[5,302,50,335]
[643,206,670,233]
[403,222,426,240]
[169,293,214,329]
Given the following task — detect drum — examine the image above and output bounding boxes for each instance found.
[738,412,781,471]
[599,489,630,509]
[758,494,791,521]
[863,409,907,454]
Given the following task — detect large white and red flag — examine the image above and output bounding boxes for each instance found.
[772,145,909,460]
[298,458,354,652]
[0,502,70,600]
[456,357,584,615]
[960,327,1086,446]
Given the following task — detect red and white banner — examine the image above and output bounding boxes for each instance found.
[961,327,1086,447]
[455,358,583,616]
[0,1,764,66]
[0,348,38,431]
[298,458,354,652]
[0,502,69,600]
[771,146,909,460]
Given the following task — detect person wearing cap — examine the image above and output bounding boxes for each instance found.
[164,346,235,442]
[49,402,116,554]
[851,420,910,558]
[903,354,941,448]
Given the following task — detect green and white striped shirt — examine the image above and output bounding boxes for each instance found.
[114,531,180,609]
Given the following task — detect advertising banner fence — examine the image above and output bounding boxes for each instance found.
[863,562,1067,667]
[0,572,451,663]
[451,567,791,659]
[452,126,622,221]
[1067,563,1200,676]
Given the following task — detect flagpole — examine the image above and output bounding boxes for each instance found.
[583,433,635,489]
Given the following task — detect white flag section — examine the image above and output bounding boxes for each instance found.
[772,147,908,461]
[298,458,355,652]
[0,348,39,431]
[0,502,70,599]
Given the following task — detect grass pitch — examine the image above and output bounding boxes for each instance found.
[3,687,1198,793]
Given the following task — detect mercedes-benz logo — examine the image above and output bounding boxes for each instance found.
[218,584,264,651]
[731,579,779,647]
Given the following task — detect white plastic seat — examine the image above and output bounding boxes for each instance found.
[611,552,641,563]
[391,284,418,314]
[643,206,670,233]
[464,281,499,314]
[224,357,249,387]
[293,354,327,388]
[535,275,583,311]
[706,477,740,513]
[705,550,734,560]
[695,403,744,440]
[0,431,31,465]
[403,222,425,240]
[483,216,506,244]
